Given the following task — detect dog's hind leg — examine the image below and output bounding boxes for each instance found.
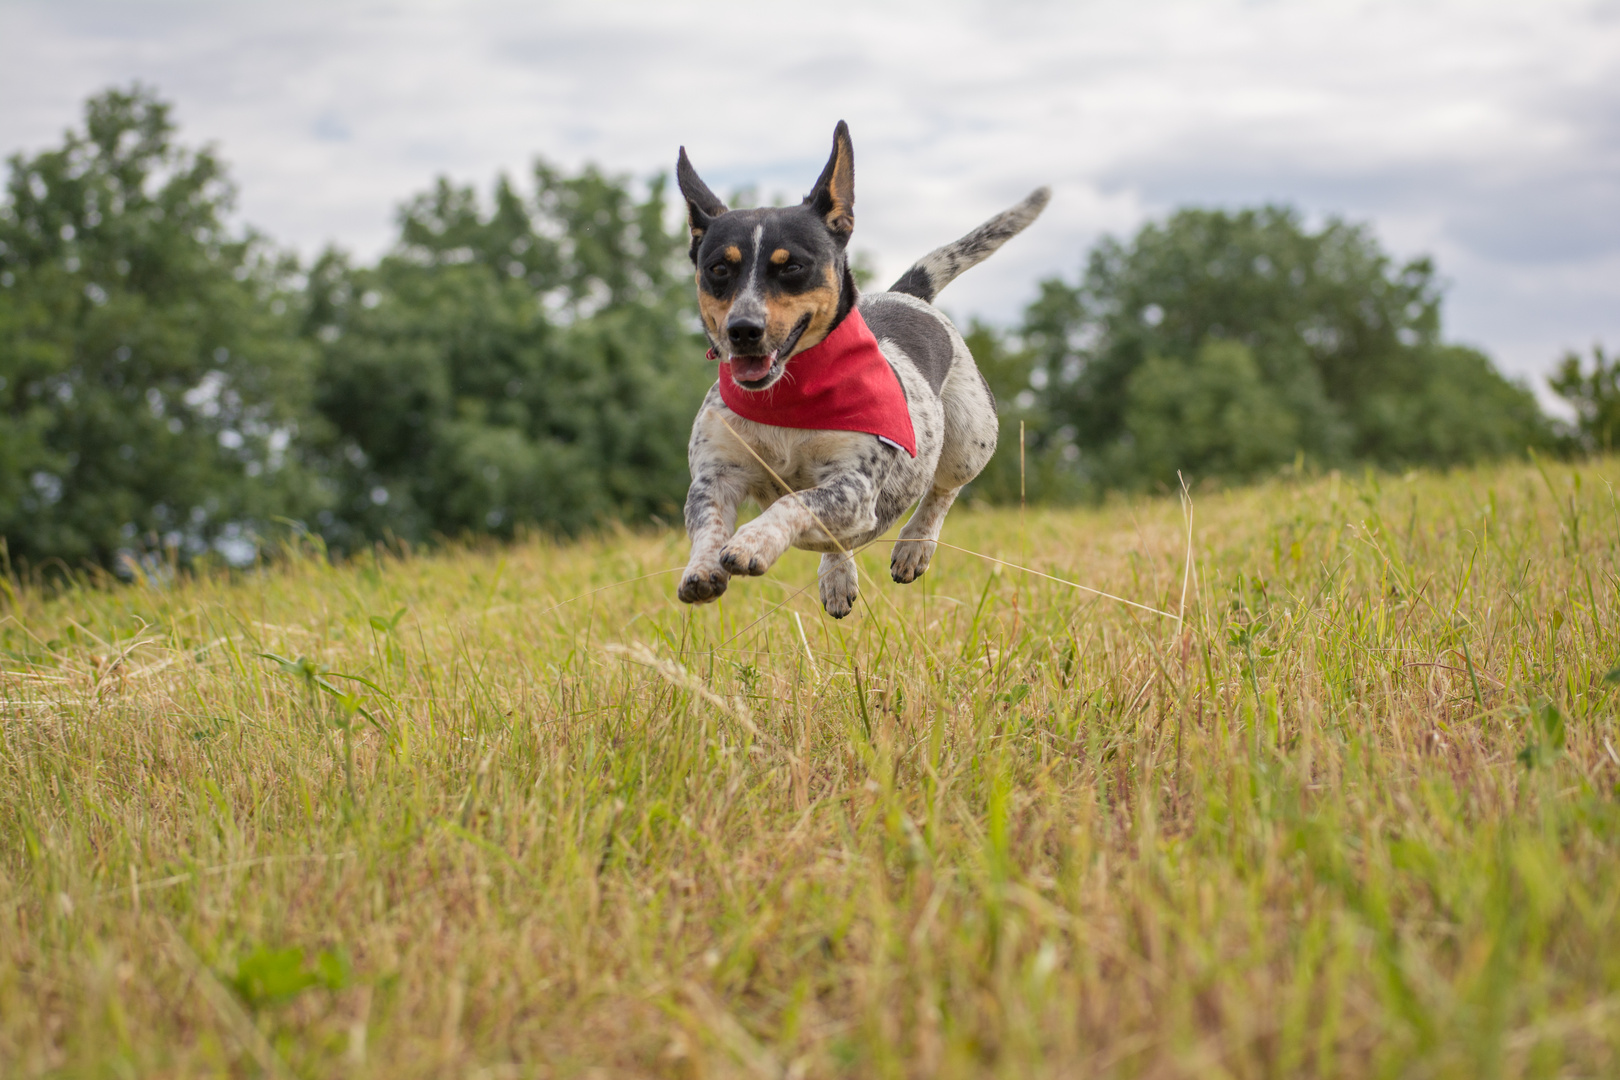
[818,552,860,619]
[892,358,997,584]
[890,484,961,583]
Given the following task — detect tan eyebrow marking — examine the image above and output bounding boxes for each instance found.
[770,248,791,265]
[723,245,742,262]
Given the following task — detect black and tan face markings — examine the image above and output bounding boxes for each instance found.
[758,262,840,360]
[692,216,843,360]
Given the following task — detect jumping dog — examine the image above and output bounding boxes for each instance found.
[676,121,1049,618]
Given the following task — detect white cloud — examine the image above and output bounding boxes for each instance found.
[3,0,1618,382]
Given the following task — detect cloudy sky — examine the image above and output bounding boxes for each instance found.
[3,0,1618,393]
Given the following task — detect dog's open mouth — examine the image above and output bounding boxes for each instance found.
[725,315,812,390]
[729,353,776,386]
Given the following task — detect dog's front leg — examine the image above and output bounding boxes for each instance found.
[679,468,747,604]
[719,471,877,578]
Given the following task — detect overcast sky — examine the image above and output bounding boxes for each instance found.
[3,0,1618,392]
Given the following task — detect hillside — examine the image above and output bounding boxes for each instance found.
[3,458,1619,1077]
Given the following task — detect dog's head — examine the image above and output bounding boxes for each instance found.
[677,121,858,392]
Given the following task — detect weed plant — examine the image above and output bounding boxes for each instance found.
[3,459,1619,1077]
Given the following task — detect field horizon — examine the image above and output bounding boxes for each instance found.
[4,458,1619,1077]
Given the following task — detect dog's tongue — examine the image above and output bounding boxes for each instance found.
[729,354,773,384]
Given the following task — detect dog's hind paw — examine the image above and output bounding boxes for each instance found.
[890,538,936,584]
[677,567,729,604]
[822,586,858,619]
[819,555,859,619]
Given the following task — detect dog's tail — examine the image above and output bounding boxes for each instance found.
[887,186,1051,303]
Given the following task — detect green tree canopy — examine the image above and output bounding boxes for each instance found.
[1018,206,1549,490]
[1549,344,1619,453]
[303,164,711,547]
[0,85,317,570]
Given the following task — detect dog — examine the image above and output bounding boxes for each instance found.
[675,120,1048,618]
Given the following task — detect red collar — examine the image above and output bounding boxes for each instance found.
[711,308,917,457]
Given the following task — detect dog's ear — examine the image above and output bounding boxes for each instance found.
[804,120,854,239]
[677,147,727,260]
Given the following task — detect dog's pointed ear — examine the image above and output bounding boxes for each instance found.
[804,120,854,239]
[677,147,727,260]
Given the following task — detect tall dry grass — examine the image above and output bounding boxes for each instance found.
[3,458,1619,1077]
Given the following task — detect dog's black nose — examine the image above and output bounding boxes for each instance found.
[727,319,766,352]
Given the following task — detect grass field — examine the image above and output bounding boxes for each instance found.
[3,457,1620,1078]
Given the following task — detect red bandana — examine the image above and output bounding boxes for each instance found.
[712,308,917,457]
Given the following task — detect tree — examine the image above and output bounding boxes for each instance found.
[303,164,712,546]
[957,319,1089,505]
[1124,339,1300,482]
[1020,205,1549,490]
[1549,344,1619,453]
[0,85,318,571]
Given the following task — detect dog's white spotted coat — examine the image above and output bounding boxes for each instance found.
[681,290,1000,617]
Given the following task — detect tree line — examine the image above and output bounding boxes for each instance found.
[2,87,1613,572]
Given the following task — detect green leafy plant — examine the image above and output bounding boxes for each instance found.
[1516,698,1566,769]
[228,944,350,1011]
[261,652,394,801]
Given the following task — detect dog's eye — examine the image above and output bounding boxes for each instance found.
[782,263,803,274]
[707,263,731,279]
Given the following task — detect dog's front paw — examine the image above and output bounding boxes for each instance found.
[677,566,729,604]
[819,555,859,619]
[890,538,936,584]
[719,531,777,577]
[719,548,769,576]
